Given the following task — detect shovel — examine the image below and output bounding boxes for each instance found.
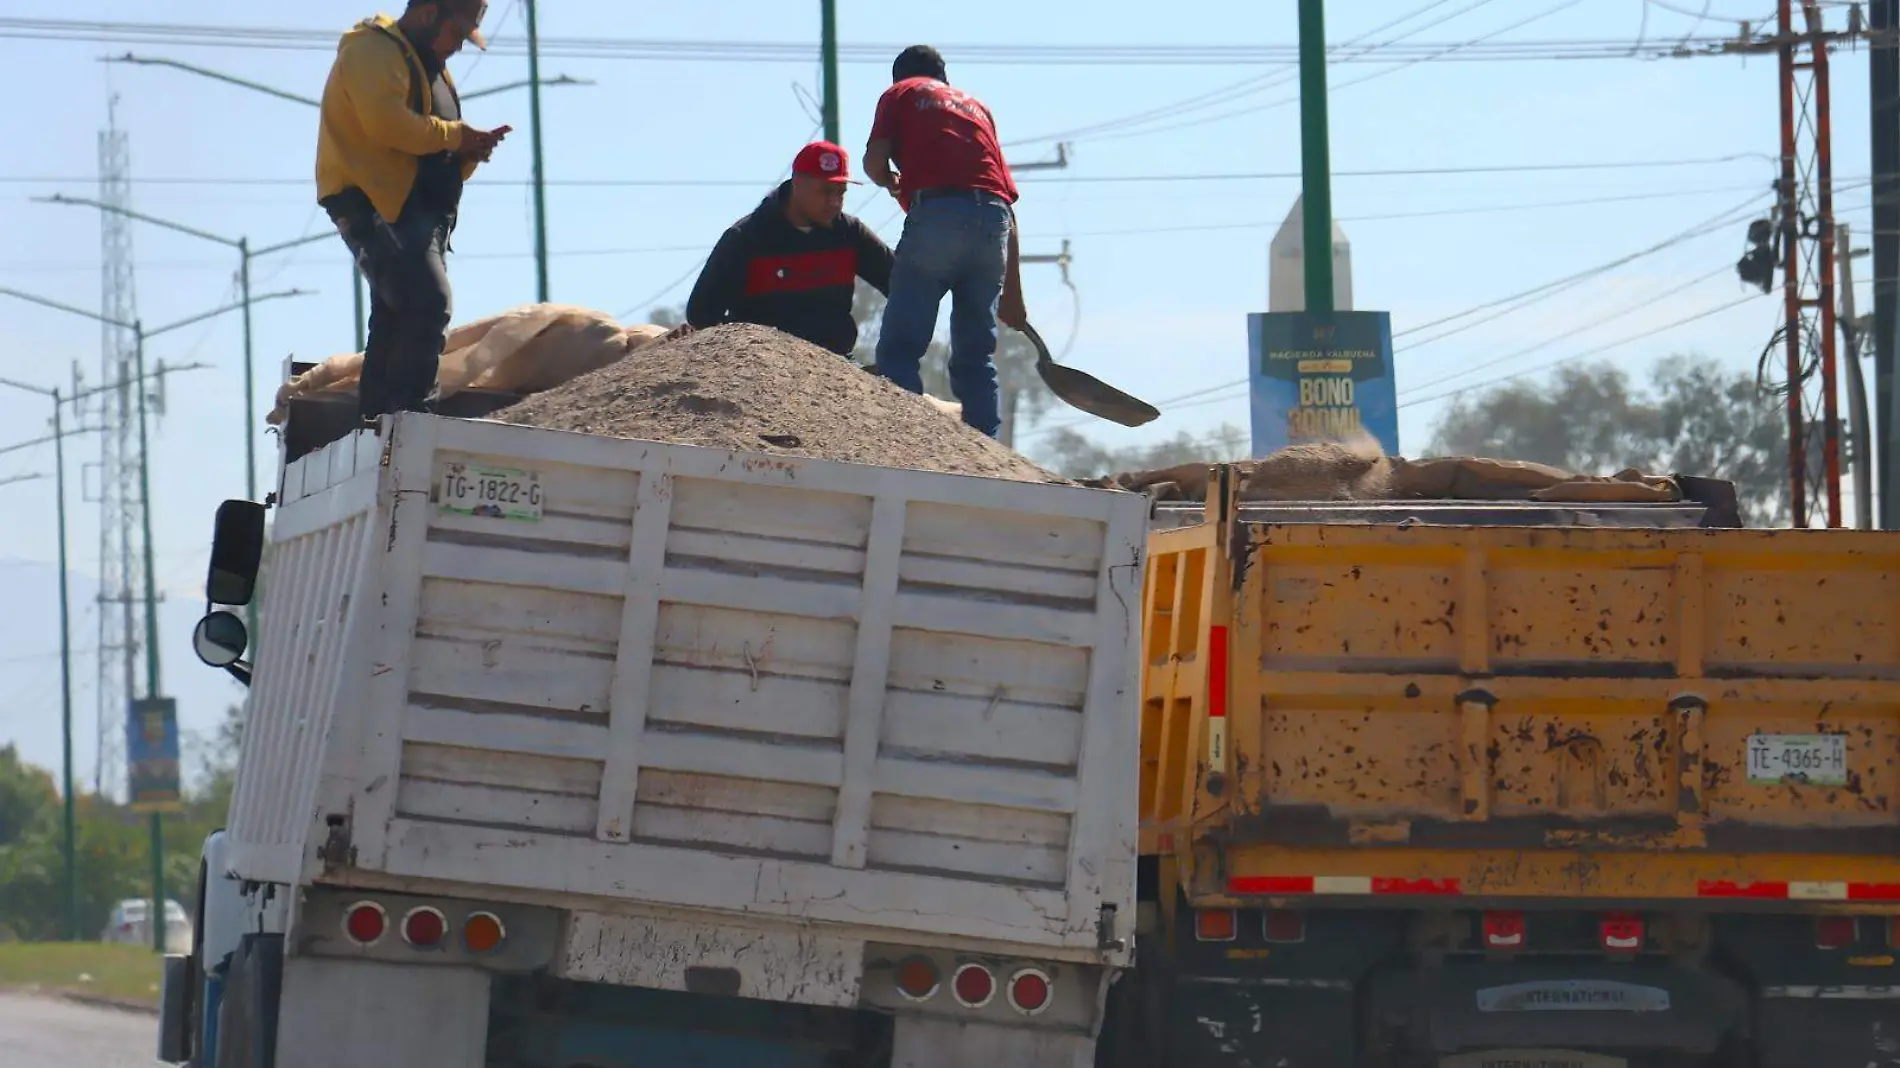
[1021,322,1160,428]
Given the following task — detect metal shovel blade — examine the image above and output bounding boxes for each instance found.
[1021,323,1160,428]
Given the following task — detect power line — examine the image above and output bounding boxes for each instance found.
[0,153,1781,190]
[1396,261,1737,398]
[0,18,1756,63]
[1019,195,1774,439]
[1078,0,1590,147]
[1039,183,1772,240]
[1389,191,1766,349]
[0,185,1778,274]
[1006,0,1498,145]
[1395,291,1765,409]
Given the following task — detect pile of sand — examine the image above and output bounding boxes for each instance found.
[498,324,1061,484]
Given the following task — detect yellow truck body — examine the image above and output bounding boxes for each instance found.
[1142,505,1900,908]
[1109,478,1900,1068]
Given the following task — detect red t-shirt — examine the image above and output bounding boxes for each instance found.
[870,77,1019,208]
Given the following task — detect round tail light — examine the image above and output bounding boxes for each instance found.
[402,906,447,948]
[951,963,995,1008]
[463,911,507,955]
[343,902,386,945]
[894,956,940,1002]
[1007,968,1052,1015]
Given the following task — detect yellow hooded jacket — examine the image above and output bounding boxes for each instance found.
[316,15,480,224]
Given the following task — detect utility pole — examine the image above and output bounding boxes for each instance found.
[1874,0,1900,527]
[1839,224,1875,529]
[2,282,282,953]
[132,326,164,952]
[821,0,841,144]
[526,0,551,303]
[1014,240,1079,448]
[0,376,83,940]
[1296,0,1336,315]
[1770,0,1844,528]
[37,194,319,509]
[101,53,589,326]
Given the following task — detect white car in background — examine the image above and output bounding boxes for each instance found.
[101,898,192,955]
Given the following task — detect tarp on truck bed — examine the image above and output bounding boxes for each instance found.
[1084,439,1743,527]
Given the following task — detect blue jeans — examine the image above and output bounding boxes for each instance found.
[875,193,1012,438]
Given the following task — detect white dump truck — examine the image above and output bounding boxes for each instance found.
[160,406,1147,1068]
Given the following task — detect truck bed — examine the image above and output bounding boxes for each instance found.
[1142,506,1900,904]
[227,414,1146,960]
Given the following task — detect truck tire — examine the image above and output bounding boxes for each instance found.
[216,935,284,1068]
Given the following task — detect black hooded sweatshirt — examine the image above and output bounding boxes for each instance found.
[685,182,895,357]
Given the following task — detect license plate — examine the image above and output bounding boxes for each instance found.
[438,462,544,522]
[1747,733,1847,786]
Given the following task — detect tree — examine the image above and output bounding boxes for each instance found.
[0,745,57,849]
[1033,423,1251,480]
[1428,356,1790,524]
[0,704,245,941]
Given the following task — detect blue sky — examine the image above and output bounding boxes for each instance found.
[0,0,1873,785]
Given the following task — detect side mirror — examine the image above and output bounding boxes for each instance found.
[206,500,267,606]
[192,611,249,669]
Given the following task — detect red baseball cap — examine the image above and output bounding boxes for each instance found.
[792,141,859,184]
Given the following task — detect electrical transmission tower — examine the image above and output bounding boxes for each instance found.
[1735,3,1860,527]
[86,95,147,799]
[1775,0,1846,527]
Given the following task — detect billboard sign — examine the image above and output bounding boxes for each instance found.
[1248,310,1400,457]
[127,696,183,813]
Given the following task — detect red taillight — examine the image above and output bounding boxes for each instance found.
[463,912,506,954]
[402,906,447,948]
[343,902,386,945]
[1262,909,1305,944]
[951,963,995,1008]
[1483,911,1526,950]
[894,957,940,1002]
[1816,916,1858,950]
[1194,908,1237,942]
[1599,912,1645,954]
[1007,968,1052,1015]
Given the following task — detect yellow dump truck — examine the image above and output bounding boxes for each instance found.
[1102,468,1900,1068]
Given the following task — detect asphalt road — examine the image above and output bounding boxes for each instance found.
[0,992,161,1068]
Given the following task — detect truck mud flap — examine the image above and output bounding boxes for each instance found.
[1756,992,1900,1068]
[216,934,284,1068]
[1165,976,1357,1068]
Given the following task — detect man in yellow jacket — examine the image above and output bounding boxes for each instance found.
[316,0,508,421]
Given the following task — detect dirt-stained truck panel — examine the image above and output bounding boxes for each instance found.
[1141,514,1900,904]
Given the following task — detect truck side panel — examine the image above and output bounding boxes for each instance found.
[224,432,386,884]
[1144,523,1900,901]
[234,417,1145,958]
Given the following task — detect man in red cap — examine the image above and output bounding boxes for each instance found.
[683,141,896,358]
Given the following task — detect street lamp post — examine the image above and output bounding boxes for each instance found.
[103,52,591,311]
[0,368,188,943]
[0,286,299,952]
[35,196,322,507]
[1296,0,1336,315]
[0,376,78,940]
[525,0,551,303]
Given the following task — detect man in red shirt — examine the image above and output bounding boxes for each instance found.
[864,45,1026,440]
